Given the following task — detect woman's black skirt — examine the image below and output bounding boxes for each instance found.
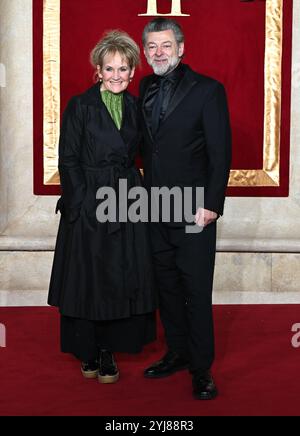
[60,312,156,362]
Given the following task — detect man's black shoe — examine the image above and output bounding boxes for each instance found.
[192,370,218,400]
[144,351,189,378]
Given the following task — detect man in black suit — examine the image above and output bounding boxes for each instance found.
[140,18,232,400]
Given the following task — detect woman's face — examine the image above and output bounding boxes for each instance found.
[98,52,135,94]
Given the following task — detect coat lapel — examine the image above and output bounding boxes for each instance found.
[141,66,198,141]
[81,83,131,153]
[162,66,198,123]
[141,76,155,142]
[120,92,138,146]
[100,95,128,152]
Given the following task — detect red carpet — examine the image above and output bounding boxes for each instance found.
[0,305,300,416]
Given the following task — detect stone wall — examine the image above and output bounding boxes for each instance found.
[0,0,300,305]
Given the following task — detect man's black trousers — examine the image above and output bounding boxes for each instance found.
[150,221,217,373]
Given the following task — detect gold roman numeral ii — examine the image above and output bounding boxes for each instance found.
[139,0,190,16]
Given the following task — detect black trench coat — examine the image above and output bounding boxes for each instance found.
[48,84,157,321]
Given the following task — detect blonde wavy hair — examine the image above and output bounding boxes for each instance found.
[90,30,140,79]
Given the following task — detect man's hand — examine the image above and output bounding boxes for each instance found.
[195,208,218,228]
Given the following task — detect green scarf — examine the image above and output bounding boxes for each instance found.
[101,90,123,130]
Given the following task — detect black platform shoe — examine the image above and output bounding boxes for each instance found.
[192,370,218,400]
[144,350,189,378]
[81,360,99,379]
[98,350,119,384]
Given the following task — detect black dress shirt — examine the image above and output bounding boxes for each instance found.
[144,62,185,136]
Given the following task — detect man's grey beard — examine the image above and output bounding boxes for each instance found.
[146,54,181,76]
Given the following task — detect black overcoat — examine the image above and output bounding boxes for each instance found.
[48,84,157,321]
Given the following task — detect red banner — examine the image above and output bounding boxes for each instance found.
[33,0,292,196]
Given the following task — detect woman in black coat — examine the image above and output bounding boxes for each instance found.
[48,31,157,383]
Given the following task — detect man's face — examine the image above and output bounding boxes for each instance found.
[144,29,184,76]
